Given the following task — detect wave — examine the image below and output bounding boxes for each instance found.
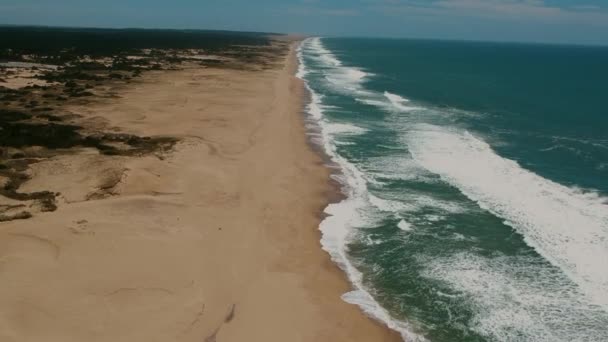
[325,122,368,135]
[297,38,427,342]
[384,91,419,112]
[355,92,421,113]
[295,45,307,79]
[306,39,424,116]
[362,155,439,184]
[368,190,469,216]
[324,68,369,92]
[308,36,342,67]
[304,37,371,94]
[406,124,608,311]
[299,36,608,341]
[421,252,608,341]
[398,219,414,231]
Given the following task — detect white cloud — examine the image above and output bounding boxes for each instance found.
[570,4,602,11]
[370,0,608,25]
[284,6,360,17]
[434,0,562,17]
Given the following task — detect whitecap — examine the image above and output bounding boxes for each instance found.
[398,219,414,231]
[421,252,608,341]
[407,124,608,310]
[325,122,368,135]
[384,91,419,112]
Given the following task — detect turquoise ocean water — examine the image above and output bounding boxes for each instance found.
[297,37,608,342]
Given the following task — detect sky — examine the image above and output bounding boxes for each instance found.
[1,0,607,45]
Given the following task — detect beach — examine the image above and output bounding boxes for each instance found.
[0,36,399,342]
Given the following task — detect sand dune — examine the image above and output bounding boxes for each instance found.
[0,40,398,342]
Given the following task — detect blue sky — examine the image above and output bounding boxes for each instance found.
[1,0,607,45]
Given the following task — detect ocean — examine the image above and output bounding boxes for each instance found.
[296,37,608,342]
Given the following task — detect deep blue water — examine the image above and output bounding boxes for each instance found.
[297,38,608,342]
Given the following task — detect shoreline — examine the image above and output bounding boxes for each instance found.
[295,39,413,341]
[296,76,346,210]
[272,39,403,342]
[0,37,400,341]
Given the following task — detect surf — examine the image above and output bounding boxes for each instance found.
[406,124,608,310]
[297,36,608,342]
[306,37,372,94]
[384,91,418,112]
[297,38,427,342]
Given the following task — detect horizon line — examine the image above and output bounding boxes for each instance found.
[2,23,608,49]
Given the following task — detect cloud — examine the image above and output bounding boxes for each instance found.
[434,0,562,17]
[569,4,602,12]
[284,6,360,17]
[369,0,608,25]
[322,8,360,16]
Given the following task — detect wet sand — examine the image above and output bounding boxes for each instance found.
[0,40,400,342]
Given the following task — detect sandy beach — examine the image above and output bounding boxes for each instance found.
[0,38,399,342]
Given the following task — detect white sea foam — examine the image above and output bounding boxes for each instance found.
[363,155,439,184]
[369,194,414,213]
[308,37,342,67]
[384,91,418,112]
[356,98,387,107]
[356,93,420,113]
[306,37,371,94]
[324,68,370,93]
[295,44,307,79]
[385,91,410,103]
[325,122,368,135]
[424,214,444,222]
[369,190,468,216]
[421,253,608,341]
[398,219,414,231]
[334,140,356,146]
[407,124,608,311]
[305,91,324,120]
[297,38,427,342]
[413,194,470,214]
